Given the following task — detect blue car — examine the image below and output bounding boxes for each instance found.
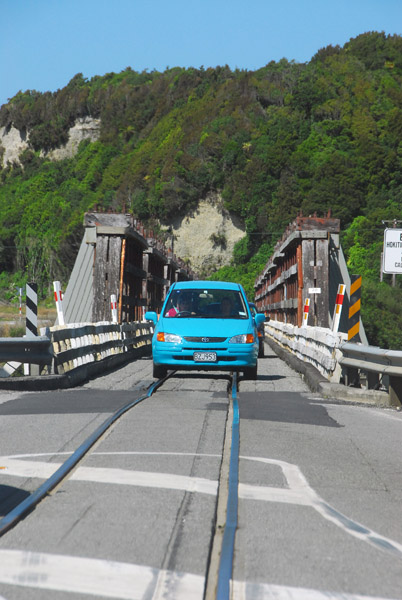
[249,302,269,358]
[145,281,265,380]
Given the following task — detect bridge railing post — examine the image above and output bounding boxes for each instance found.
[388,376,402,407]
[366,371,380,389]
[343,366,360,387]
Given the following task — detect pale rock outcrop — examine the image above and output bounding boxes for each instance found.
[163,193,245,275]
[0,117,100,167]
[0,124,29,165]
[45,117,100,160]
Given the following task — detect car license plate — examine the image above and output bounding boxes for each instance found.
[193,352,217,362]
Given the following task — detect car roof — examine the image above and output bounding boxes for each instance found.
[171,280,242,291]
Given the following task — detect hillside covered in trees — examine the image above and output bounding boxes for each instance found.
[1,31,402,347]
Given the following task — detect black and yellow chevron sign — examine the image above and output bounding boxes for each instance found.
[348,275,362,341]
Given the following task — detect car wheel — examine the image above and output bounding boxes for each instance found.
[153,363,167,379]
[258,342,265,358]
[243,364,257,380]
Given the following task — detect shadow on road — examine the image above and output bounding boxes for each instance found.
[239,392,343,427]
[254,374,286,382]
[0,484,31,517]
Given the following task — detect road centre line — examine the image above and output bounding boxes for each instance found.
[0,549,398,600]
[2,452,402,558]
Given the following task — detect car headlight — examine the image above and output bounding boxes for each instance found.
[229,333,255,344]
[156,332,183,343]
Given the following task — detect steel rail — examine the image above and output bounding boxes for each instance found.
[216,371,239,599]
[0,373,171,537]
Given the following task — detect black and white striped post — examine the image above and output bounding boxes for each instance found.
[26,282,38,337]
[25,282,38,375]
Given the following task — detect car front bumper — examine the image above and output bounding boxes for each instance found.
[152,341,258,370]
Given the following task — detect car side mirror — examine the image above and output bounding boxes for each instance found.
[144,311,158,325]
[255,313,266,326]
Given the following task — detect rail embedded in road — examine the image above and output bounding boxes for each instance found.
[0,373,170,537]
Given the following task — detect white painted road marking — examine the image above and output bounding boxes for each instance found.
[0,549,398,600]
[2,452,402,558]
[232,579,401,600]
[0,457,218,496]
[0,549,203,599]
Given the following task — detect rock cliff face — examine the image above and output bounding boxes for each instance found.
[163,193,245,275]
[46,117,101,160]
[0,124,29,165]
[0,117,100,167]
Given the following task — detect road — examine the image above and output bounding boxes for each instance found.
[0,344,401,599]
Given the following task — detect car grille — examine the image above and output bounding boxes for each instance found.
[183,336,227,343]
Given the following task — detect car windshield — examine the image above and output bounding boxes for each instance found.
[164,288,248,318]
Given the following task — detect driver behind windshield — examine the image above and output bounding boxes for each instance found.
[220,296,233,317]
[165,293,192,317]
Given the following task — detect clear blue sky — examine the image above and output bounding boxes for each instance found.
[1,0,401,108]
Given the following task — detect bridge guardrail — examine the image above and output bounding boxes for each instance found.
[0,337,54,365]
[339,342,402,406]
[265,320,346,381]
[48,321,153,375]
[265,320,402,407]
[0,321,153,387]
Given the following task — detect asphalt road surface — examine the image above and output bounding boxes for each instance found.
[0,343,401,599]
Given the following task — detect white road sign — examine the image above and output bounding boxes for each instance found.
[383,228,402,274]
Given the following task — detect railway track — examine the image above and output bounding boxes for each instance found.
[0,371,241,600]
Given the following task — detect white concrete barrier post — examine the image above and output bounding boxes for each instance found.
[18,287,22,318]
[303,298,310,326]
[110,294,118,324]
[53,281,65,326]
